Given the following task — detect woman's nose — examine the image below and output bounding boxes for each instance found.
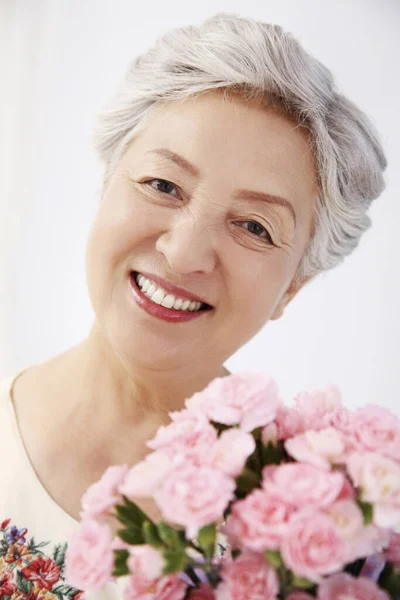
[155,214,218,275]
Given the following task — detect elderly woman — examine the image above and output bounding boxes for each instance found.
[0,11,386,599]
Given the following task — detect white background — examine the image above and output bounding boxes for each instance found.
[1,0,399,411]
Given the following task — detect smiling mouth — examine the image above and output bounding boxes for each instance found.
[132,272,213,313]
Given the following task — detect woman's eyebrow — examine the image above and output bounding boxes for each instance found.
[146,147,297,227]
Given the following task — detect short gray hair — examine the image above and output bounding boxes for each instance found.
[92,12,387,281]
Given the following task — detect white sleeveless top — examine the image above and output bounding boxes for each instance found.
[0,369,128,599]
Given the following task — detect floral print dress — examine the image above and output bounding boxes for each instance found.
[0,370,125,600]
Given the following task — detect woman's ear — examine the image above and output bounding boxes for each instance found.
[270,273,314,321]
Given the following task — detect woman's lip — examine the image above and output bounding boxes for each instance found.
[129,273,212,323]
[132,270,212,307]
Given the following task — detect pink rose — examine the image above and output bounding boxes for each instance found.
[275,406,306,440]
[65,518,114,591]
[325,499,364,540]
[346,452,400,529]
[147,410,218,464]
[385,531,400,568]
[352,405,400,462]
[293,385,342,430]
[262,463,344,509]
[185,372,281,432]
[127,545,165,580]
[80,464,129,520]
[119,452,178,498]
[154,463,235,539]
[347,525,390,563]
[286,594,314,600]
[188,584,216,599]
[317,573,389,600]
[123,573,187,600]
[224,488,293,551]
[261,422,279,445]
[215,551,279,600]
[285,427,346,470]
[336,476,356,501]
[281,510,347,582]
[210,429,255,477]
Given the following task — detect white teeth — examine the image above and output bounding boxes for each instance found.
[181,300,191,310]
[134,273,208,313]
[151,289,165,305]
[161,294,175,309]
[147,283,156,297]
[173,298,183,310]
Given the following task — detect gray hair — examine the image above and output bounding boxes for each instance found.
[92,12,387,282]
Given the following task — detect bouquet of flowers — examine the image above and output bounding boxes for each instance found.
[65,372,400,599]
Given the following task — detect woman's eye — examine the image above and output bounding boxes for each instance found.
[239,221,274,245]
[144,178,179,197]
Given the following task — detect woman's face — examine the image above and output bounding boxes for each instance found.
[85,91,318,373]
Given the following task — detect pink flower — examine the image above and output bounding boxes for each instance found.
[188,584,216,599]
[317,572,389,600]
[147,410,218,464]
[80,464,129,521]
[127,545,165,580]
[224,488,293,551]
[281,510,347,582]
[154,463,235,538]
[210,429,255,477]
[65,519,114,591]
[275,406,306,440]
[347,525,391,563]
[185,372,281,432]
[293,385,343,430]
[286,594,314,600]
[346,452,400,529]
[262,463,344,509]
[385,531,400,568]
[285,427,346,470]
[215,551,279,600]
[123,573,187,600]
[352,405,400,462]
[325,499,364,540]
[261,422,279,445]
[119,452,177,498]
[336,476,356,501]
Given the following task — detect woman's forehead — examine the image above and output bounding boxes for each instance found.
[122,92,318,209]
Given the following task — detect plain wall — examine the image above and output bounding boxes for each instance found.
[1,0,399,411]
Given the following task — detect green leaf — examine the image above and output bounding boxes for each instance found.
[115,496,151,528]
[162,549,189,575]
[261,441,285,465]
[235,467,260,494]
[251,427,262,441]
[292,574,314,589]
[117,526,144,545]
[53,542,67,567]
[210,421,232,435]
[357,499,374,525]
[15,571,33,595]
[264,550,283,569]
[112,549,130,577]
[379,562,400,598]
[197,523,216,559]
[122,495,152,524]
[142,520,163,548]
[156,523,182,549]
